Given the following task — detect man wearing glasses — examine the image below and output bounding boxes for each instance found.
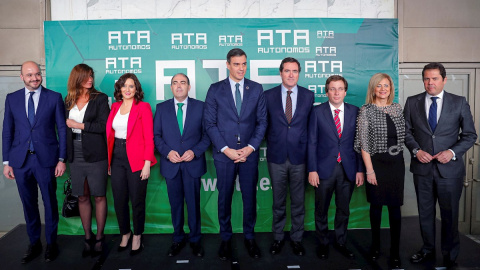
[307,75,364,260]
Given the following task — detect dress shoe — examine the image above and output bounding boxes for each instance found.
[334,243,354,258]
[82,237,94,258]
[370,249,380,260]
[21,241,42,264]
[410,251,435,263]
[167,240,186,257]
[117,231,132,252]
[218,240,232,260]
[45,243,59,262]
[389,256,401,269]
[244,239,261,258]
[291,241,305,256]
[443,255,457,268]
[91,236,105,257]
[190,242,204,257]
[316,244,329,260]
[270,240,284,255]
[130,235,144,256]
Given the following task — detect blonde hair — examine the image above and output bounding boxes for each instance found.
[365,73,395,105]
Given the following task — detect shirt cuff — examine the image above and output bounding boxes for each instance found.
[448,149,456,160]
[248,144,255,151]
[3,161,9,165]
[221,146,228,153]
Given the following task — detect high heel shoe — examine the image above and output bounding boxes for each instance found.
[91,235,105,257]
[130,235,144,256]
[117,231,132,252]
[82,237,94,258]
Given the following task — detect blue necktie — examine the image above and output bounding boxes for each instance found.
[428,96,438,132]
[235,83,242,115]
[28,91,35,151]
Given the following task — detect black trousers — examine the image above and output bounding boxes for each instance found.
[370,204,401,256]
[110,139,148,235]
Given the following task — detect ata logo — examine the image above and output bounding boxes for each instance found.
[218,35,243,47]
[316,30,334,39]
[257,30,310,54]
[171,33,207,49]
[105,57,142,74]
[108,31,150,50]
[316,46,337,57]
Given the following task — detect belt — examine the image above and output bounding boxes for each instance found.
[73,133,82,141]
[114,138,127,146]
[27,150,36,154]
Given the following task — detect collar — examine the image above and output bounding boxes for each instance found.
[281,84,298,94]
[174,97,189,106]
[328,102,345,112]
[24,85,42,96]
[426,90,444,100]
[228,77,245,88]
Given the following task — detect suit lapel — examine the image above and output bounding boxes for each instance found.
[274,88,288,124]
[415,92,431,133]
[436,91,451,132]
[342,104,354,138]
[240,80,251,117]
[322,104,339,138]
[224,79,238,117]
[182,98,194,137]
[32,88,47,127]
[291,88,302,123]
[127,101,139,139]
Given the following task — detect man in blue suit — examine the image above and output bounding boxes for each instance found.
[154,73,210,258]
[2,61,67,263]
[204,48,267,260]
[265,57,314,256]
[308,75,364,260]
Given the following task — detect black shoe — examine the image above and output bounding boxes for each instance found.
[270,240,284,255]
[82,237,94,258]
[334,243,354,258]
[21,241,42,264]
[316,244,329,260]
[443,255,457,269]
[130,235,144,256]
[218,240,232,260]
[117,231,132,252]
[389,256,401,269]
[244,239,261,258]
[91,236,105,257]
[370,249,380,260]
[291,241,305,256]
[45,243,59,262]
[410,251,435,263]
[167,240,186,257]
[190,242,204,257]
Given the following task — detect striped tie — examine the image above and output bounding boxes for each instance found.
[334,109,341,163]
[285,90,292,123]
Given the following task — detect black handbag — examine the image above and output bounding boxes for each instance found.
[62,176,79,218]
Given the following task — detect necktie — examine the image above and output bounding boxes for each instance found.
[428,97,438,132]
[334,109,342,163]
[285,90,293,123]
[28,91,35,151]
[177,103,184,135]
[235,83,242,115]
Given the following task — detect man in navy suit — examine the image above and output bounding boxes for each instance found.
[154,73,210,258]
[405,63,477,268]
[204,48,267,260]
[265,57,314,256]
[308,75,364,260]
[2,61,67,263]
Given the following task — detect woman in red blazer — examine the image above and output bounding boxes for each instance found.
[106,73,157,256]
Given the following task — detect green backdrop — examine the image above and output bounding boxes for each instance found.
[44,18,398,235]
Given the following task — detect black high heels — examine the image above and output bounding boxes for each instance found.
[130,235,144,256]
[118,231,132,252]
[91,235,105,257]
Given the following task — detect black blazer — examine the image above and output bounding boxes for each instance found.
[66,92,110,163]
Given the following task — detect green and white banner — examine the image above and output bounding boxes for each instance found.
[45,18,398,235]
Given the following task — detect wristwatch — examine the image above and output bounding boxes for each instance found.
[412,148,420,157]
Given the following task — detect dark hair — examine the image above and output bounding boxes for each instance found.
[171,73,190,85]
[227,48,247,63]
[422,62,446,80]
[279,57,301,73]
[325,75,348,92]
[114,73,144,103]
[65,64,99,110]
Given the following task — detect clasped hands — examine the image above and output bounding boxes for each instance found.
[416,149,453,164]
[168,150,195,163]
[224,147,253,163]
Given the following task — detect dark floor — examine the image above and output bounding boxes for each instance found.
[1,216,479,270]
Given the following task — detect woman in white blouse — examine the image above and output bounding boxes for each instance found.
[65,64,110,257]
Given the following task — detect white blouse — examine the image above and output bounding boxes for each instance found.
[68,103,89,134]
[112,109,129,139]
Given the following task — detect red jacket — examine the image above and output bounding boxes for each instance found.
[107,101,157,172]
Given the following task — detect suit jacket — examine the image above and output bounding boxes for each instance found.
[307,102,364,181]
[66,92,110,163]
[2,87,66,168]
[404,91,477,178]
[154,97,211,179]
[204,78,267,163]
[106,100,157,172]
[265,85,314,165]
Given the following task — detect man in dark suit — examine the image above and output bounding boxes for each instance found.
[154,73,210,258]
[405,62,477,268]
[204,48,267,260]
[2,61,67,263]
[308,75,364,260]
[265,57,314,256]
